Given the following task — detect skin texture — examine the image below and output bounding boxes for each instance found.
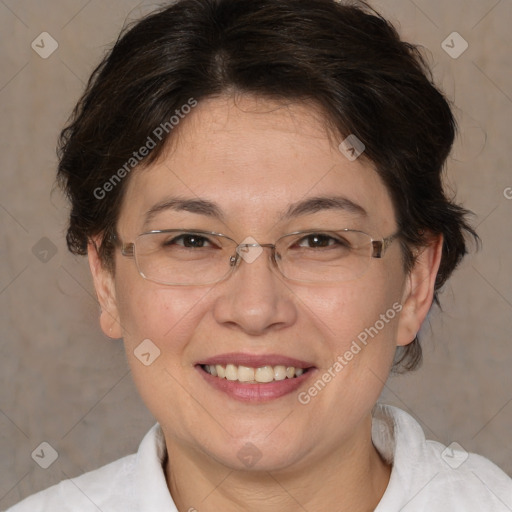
[88,94,442,512]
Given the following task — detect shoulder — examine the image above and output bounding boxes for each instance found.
[373,404,512,511]
[4,453,138,512]
[421,439,512,509]
[4,423,169,512]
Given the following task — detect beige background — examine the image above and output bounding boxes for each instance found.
[1,0,511,509]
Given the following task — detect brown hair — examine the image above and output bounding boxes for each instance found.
[56,0,478,372]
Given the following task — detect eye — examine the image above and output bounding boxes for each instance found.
[294,233,348,249]
[163,233,216,249]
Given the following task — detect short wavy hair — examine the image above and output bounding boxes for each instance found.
[56,0,478,372]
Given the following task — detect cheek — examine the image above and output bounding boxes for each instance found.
[114,280,214,426]
[294,284,403,419]
[117,283,210,346]
[299,269,404,371]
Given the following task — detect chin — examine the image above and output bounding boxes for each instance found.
[201,432,307,473]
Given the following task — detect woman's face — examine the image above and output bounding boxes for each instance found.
[91,95,429,472]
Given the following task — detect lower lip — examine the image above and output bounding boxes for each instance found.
[196,365,316,403]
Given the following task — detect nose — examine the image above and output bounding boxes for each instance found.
[212,244,297,336]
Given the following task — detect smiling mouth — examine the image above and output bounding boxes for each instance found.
[200,364,312,383]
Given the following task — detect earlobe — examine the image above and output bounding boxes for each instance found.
[396,234,443,347]
[87,239,123,339]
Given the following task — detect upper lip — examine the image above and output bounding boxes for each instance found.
[196,352,315,369]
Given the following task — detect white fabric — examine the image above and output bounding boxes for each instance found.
[5,404,512,511]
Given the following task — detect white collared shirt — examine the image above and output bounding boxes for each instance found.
[5,404,512,511]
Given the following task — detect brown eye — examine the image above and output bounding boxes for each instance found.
[295,234,345,249]
[163,233,214,249]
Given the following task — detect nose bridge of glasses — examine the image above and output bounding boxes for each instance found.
[230,241,278,267]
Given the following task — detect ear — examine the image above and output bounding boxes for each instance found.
[87,238,123,339]
[396,234,443,347]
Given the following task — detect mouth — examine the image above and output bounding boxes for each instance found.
[195,353,316,402]
[199,363,310,383]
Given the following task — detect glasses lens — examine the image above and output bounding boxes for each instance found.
[131,229,376,285]
[134,231,233,285]
[276,230,373,283]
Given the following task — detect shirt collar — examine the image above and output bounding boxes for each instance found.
[133,404,425,511]
[135,423,178,511]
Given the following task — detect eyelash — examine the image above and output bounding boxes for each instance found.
[163,234,217,248]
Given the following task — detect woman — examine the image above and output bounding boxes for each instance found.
[7,0,512,510]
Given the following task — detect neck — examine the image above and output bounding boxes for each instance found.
[164,414,391,512]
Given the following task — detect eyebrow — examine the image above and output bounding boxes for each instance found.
[142,194,366,230]
[142,197,225,230]
[280,195,367,220]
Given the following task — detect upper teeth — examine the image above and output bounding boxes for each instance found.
[204,364,304,383]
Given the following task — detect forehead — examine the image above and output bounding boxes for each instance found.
[119,95,396,236]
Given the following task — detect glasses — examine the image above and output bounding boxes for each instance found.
[116,228,399,286]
